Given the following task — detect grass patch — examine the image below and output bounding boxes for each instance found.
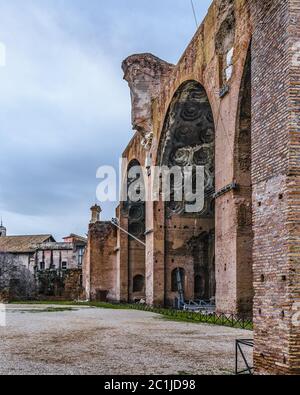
[18,307,75,314]
[88,302,130,310]
[10,301,126,309]
[161,312,253,329]
[39,307,75,313]
[177,371,192,376]
[10,301,80,306]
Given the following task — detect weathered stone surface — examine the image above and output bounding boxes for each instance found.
[251,0,300,375]
[122,54,174,149]
[83,221,117,302]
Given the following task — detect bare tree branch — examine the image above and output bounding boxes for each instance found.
[0,253,36,301]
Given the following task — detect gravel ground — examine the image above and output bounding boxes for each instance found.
[0,304,253,375]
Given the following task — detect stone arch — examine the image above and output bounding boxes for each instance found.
[234,45,253,315]
[125,159,146,302]
[157,80,216,306]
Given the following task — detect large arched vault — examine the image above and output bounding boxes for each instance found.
[157,81,216,306]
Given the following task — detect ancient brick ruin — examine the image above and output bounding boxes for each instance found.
[83,0,300,374]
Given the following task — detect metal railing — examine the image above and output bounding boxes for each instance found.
[127,303,253,330]
[235,339,254,375]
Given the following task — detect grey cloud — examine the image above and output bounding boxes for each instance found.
[0,0,212,239]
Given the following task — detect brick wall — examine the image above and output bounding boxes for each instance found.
[251,0,300,374]
[84,222,118,302]
[63,269,83,300]
[288,0,300,374]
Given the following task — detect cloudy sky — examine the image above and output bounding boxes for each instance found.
[0,0,212,240]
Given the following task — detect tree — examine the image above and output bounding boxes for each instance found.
[0,253,36,301]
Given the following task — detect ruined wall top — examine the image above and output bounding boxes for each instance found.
[122,0,250,152]
[216,0,235,20]
[122,53,175,150]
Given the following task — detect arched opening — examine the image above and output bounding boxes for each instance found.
[158,80,216,306]
[133,275,145,293]
[125,160,146,302]
[234,46,253,316]
[171,268,185,292]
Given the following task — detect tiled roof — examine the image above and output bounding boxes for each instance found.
[0,235,55,253]
[63,234,87,243]
[33,242,73,251]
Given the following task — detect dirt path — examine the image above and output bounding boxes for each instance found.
[0,304,253,375]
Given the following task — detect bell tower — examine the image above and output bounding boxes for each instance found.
[90,204,102,224]
[0,219,7,237]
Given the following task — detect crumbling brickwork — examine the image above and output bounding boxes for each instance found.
[63,269,83,300]
[251,0,300,375]
[83,221,117,301]
[122,54,175,149]
[36,268,83,301]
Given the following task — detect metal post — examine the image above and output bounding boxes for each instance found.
[111,218,146,247]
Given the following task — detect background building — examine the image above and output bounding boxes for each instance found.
[0,224,87,300]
